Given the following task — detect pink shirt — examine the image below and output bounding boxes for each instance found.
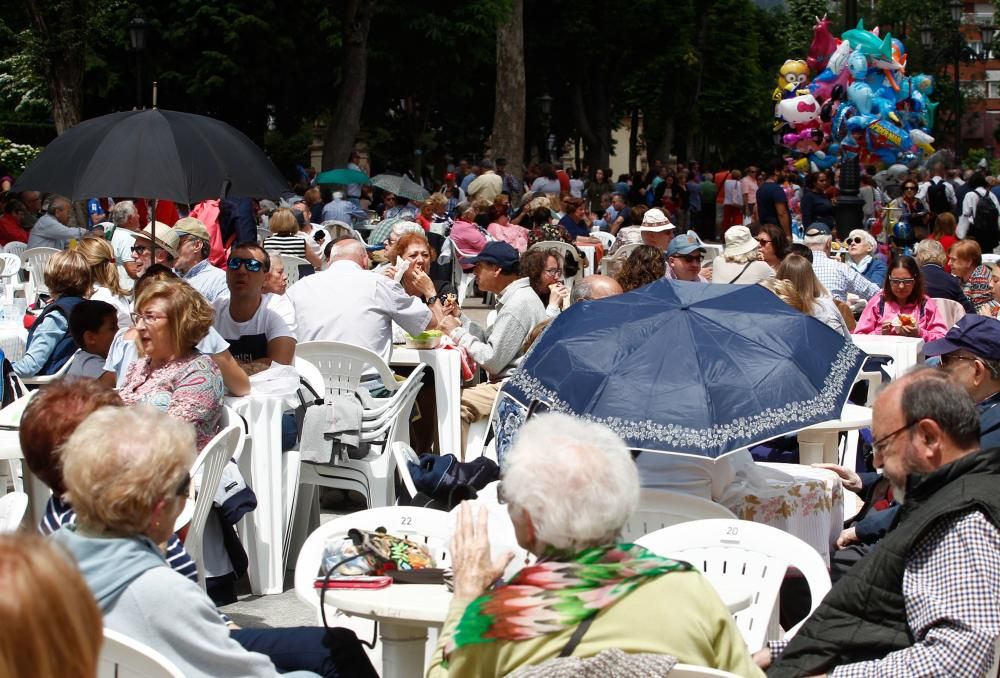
[487,222,529,252]
[450,220,488,270]
[853,292,948,342]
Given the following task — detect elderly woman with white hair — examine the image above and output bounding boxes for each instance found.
[843,228,886,286]
[52,406,376,678]
[427,413,762,677]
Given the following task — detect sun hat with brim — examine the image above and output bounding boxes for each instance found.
[924,315,1000,360]
[134,222,179,258]
[173,217,210,243]
[723,225,758,257]
[639,208,675,233]
[461,241,519,269]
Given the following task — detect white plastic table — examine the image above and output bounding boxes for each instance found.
[320,581,752,678]
[796,403,873,465]
[390,346,461,457]
[224,389,300,595]
[851,334,924,380]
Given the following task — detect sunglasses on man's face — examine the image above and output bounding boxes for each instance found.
[131,245,149,255]
[227,256,264,273]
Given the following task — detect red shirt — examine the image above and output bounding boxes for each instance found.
[416,214,432,232]
[0,214,28,245]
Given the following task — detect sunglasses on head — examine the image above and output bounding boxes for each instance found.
[227,256,264,273]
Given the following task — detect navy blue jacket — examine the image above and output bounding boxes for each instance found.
[921,263,976,314]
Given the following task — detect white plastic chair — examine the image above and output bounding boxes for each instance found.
[637,518,831,650]
[20,349,79,388]
[529,240,584,299]
[620,489,738,543]
[0,252,21,301]
[256,227,271,244]
[20,246,59,299]
[98,628,184,678]
[931,297,966,327]
[3,241,27,258]
[0,491,28,532]
[449,238,478,306]
[392,441,420,502]
[588,230,615,249]
[281,254,312,287]
[600,241,642,277]
[183,425,242,590]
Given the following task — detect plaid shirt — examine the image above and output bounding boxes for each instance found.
[811,252,880,302]
[770,509,1000,676]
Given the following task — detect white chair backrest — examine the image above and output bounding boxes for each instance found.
[589,230,615,249]
[323,221,354,242]
[218,405,249,461]
[0,491,28,532]
[20,349,79,387]
[620,489,738,543]
[931,297,966,327]
[391,441,420,501]
[637,518,831,650]
[601,242,642,277]
[296,341,399,396]
[20,246,59,296]
[98,628,185,678]
[293,506,452,611]
[3,241,27,258]
[0,252,21,279]
[184,426,242,589]
[281,254,311,287]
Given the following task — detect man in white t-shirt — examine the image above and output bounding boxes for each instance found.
[107,201,141,291]
[213,241,296,374]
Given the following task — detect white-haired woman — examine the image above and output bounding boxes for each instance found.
[427,413,761,677]
[844,229,886,286]
[52,406,375,678]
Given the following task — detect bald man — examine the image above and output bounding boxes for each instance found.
[287,239,443,387]
[571,274,623,303]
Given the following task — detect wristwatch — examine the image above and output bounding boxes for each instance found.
[424,295,440,305]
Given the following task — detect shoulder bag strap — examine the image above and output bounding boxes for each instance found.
[727,261,752,284]
[558,615,596,658]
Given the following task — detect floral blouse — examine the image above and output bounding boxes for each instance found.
[964,264,993,309]
[119,353,224,450]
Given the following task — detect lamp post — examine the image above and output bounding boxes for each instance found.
[921,2,995,167]
[128,16,148,109]
[537,93,553,164]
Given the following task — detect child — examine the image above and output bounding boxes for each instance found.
[66,300,118,379]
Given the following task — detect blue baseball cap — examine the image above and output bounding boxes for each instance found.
[666,230,707,257]
[924,315,1000,361]
[461,241,520,269]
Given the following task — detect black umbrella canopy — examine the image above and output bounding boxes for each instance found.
[13,109,288,204]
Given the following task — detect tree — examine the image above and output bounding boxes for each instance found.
[489,0,524,178]
[322,0,374,170]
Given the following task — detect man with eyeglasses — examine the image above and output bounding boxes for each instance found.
[130,222,179,278]
[763,369,1000,677]
[173,217,228,303]
[213,241,296,376]
[665,230,707,282]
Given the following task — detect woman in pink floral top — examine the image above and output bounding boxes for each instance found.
[119,279,224,449]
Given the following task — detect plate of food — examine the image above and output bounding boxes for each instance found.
[403,329,443,349]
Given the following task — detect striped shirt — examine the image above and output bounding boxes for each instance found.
[263,234,307,259]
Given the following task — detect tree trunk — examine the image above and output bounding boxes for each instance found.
[628,108,639,174]
[26,0,87,134]
[489,0,525,178]
[572,78,611,170]
[322,0,374,170]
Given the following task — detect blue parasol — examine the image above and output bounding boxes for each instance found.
[316,168,370,185]
[499,279,865,459]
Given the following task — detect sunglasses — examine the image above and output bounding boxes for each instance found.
[227,256,264,273]
[903,186,917,191]
[889,277,915,285]
[756,238,771,246]
[131,245,149,255]
[847,237,865,245]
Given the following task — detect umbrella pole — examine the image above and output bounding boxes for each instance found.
[150,198,157,261]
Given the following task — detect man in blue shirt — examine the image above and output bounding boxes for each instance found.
[754,158,790,237]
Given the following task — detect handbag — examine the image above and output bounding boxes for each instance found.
[318,527,437,578]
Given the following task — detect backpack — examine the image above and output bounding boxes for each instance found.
[926,180,951,215]
[970,188,1000,254]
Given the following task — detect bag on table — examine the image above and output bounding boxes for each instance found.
[318,526,437,579]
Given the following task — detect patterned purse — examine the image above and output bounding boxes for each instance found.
[318,527,437,578]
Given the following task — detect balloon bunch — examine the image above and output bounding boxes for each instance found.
[773,16,938,172]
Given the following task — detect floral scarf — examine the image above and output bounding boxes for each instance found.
[446,543,692,655]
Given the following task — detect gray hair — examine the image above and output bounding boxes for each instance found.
[571,280,595,304]
[914,239,947,266]
[502,413,639,552]
[390,220,425,238]
[44,194,70,215]
[898,368,980,449]
[725,249,761,264]
[109,201,137,227]
[332,191,344,200]
[847,229,876,253]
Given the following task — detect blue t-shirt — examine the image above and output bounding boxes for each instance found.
[86,199,104,228]
[558,214,589,240]
[755,181,788,227]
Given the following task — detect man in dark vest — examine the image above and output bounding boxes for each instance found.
[760,369,1000,677]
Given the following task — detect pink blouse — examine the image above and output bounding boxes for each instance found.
[119,354,224,449]
[853,292,948,342]
[487,222,529,252]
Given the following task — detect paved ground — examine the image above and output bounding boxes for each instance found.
[222,294,492,628]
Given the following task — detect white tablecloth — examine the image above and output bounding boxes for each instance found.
[851,334,924,380]
[391,346,461,457]
[225,389,300,595]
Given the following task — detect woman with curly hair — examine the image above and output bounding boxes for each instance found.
[521,248,569,317]
[616,244,666,292]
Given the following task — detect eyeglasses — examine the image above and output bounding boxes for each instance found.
[847,237,864,245]
[175,473,192,498]
[756,238,772,246]
[227,256,264,273]
[871,420,918,457]
[903,186,917,191]
[940,353,981,368]
[131,245,149,255]
[543,267,562,276]
[130,311,168,326]
[889,277,915,286]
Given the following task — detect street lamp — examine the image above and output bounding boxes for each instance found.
[128,16,148,109]
[537,93,553,164]
[921,7,995,166]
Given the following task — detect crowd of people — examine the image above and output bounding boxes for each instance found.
[3,146,1000,677]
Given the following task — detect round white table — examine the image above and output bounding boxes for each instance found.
[796,403,873,465]
[851,334,925,381]
[320,580,752,678]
